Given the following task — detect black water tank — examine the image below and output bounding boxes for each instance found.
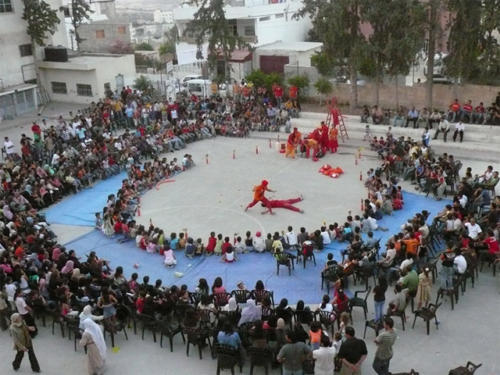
[44,46,68,62]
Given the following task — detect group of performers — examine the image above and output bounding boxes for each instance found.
[285,116,340,161]
[244,180,304,214]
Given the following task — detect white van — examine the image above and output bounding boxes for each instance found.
[181,74,203,86]
[185,79,227,98]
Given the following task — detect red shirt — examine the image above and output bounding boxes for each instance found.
[450,102,460,112]
[221,242,232,255]
[463,103,473,112]
[206,237,216,252]
[289,86,298,99]
[31,124,41,135]
[484,237,499,255]
[273,86,283,98]
[475,105,484,113]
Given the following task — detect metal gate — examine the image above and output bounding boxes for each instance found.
[259,55,289,74]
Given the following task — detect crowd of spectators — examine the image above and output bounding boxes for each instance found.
[361,92,500,128]
[0,85,498,374]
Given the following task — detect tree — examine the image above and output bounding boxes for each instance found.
[296,0,368,110]
[314,78,333,105]
[159,41,176,56]
[311,52,335,77]
[425,0,441,110]
[134,75,152,91]
[186,0,250,80]
[245,70,282,90]
[288,75,310,97]
[476,0,500,84]
[444,0,482,82]
[360,0,426,106]
[135,42,154,51]
[63,0,92,50]
[22,0,60,47]
[110,40,133,54]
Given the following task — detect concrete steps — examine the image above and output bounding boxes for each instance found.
[290,112,500,156]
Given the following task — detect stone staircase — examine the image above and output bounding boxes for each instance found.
[290,111,500,161]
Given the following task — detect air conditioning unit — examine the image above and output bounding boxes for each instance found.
[44,46,68,62]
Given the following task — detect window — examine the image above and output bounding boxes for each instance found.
[76,84,93,97]
[19,44,33,57]
[275,13,284,18]
[95,30,105,39]
[259,16,270,22]
[0,0,13,12]
[51,82,67,94]
[244,26,255,36]
[104,82,111,93]
[117,25,126,35]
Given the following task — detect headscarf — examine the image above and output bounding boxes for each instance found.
[52,247,62,261]
[82,318,107,360]
[10,313,23,328]
[223,296,238,312]
[61,260,74,274]
[79,305,103,329]
[238,299,262,326]
[3,205,13,221]
[71,268,81,280]
[277,318,286,330]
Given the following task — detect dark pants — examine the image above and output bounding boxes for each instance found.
[433,128,450,142]
[372,357,391,375]
[406,117,418,128]
[13,346,40,372]
[453,130,463,142]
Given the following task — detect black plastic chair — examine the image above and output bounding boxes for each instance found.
[139,313,159,342]
[184,326,212,360]
[349,286,372,321]
[231,290,251,304]
[215,344,242,375]
[448,361,482,375]
[276,255,293,276]
[314,310,337,336]
[412,303,441,335]
[159,317,185,352]
[248,346,272,375]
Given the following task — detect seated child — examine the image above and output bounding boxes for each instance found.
[195,238,204,256]
[164,247,176,267]
[95,212,103,230]
[221,245,236,263]
[234,235,246,254]
[214,233,223,255]
[185,237,196,258]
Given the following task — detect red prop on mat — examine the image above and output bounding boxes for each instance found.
[318,164,344,178]
[155,179,176,190]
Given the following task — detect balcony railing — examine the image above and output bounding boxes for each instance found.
[179,35,257,44]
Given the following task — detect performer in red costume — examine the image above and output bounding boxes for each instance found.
[320,121,329,154]
[244,180,275,214]
[261,196,304,214]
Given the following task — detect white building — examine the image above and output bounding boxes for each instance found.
[173,0,312,68]
[0,0,67,120]
[38,53,136,104]
[153,10,174,24]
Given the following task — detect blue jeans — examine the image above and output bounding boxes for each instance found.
[283,369,303,375]
[374,300,385,323]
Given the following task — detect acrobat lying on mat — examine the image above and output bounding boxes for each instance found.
[261,196,304,214]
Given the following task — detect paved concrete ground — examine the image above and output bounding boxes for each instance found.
[1,106,499,375]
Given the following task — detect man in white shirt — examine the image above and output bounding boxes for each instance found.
[285,226,298,249]
[464,218,482,240]
[458,194,468,208]
[3,137,15,156]
[433,119,451,142]
[453,249,467,274]
[15,293,31,316]
[453,121,465,142]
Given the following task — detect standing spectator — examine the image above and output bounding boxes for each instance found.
[277,329,312,375]
[373,276,388,324]
[372,317,397,375]
[453,121,465,142]
[10,313,40,372]
[80,318,107,375]
[313,335,337,375]
[337,326,368,375]
[405,107,419,128]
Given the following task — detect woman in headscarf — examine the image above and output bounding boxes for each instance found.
[61,260,74,274]
[222,296,238,312]
[238,299,262,326]
[51,247,62,262]
[79,305,104,329]
[79,318,107,375]
[10,313,41,372]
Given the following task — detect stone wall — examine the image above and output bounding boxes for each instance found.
[321,82,499,111]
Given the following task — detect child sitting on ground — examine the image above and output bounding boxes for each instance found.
[195,238,204,256]
[221,245,236,263]
[164,246,176,267]
[95,212,102,230]
[234,235,246,254]
[214,233,223,255]
[185,237,196,259]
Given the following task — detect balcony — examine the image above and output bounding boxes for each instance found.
[179,34,257,44]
